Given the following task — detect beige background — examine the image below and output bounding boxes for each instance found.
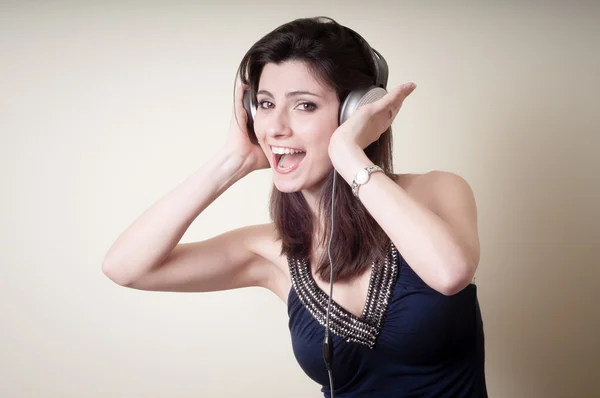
[1,1,599,397]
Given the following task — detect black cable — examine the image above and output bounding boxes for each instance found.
[323,170,337,397]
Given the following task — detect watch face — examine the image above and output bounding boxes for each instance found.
[356,169,369,184]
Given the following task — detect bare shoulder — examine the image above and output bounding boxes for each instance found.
[243,222,285,266]
[393,170,476,210]
[394,170,480,270]
[243,222,291,301]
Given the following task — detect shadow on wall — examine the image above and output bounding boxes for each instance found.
[477,90,599,398]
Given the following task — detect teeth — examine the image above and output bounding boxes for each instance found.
[271,146,305,155]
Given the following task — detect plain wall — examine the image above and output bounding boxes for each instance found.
[1,1,598,397]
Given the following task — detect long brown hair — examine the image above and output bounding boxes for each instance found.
[237,17,394,282]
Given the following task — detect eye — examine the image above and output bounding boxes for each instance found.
[258,100,274,109]
[296,102,317,112]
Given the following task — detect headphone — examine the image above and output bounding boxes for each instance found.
[241,31,389,398]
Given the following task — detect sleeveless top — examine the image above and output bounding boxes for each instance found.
[287,242,488,397]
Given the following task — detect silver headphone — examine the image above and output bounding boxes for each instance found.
[242,35,389,128]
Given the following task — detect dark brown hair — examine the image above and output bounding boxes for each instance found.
[236,17,394,282]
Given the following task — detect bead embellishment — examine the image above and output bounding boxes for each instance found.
[288,243,399,348]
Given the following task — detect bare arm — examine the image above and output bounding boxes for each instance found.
[102,80,275,292]
[101,148,274,291]
[331,139,479,296]
[327,84,479,296]
[108,223,279,293]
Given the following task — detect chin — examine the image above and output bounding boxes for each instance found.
[271,171,330,195]
[272,177,305,193]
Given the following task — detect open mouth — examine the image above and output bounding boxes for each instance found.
[272,146,306,173]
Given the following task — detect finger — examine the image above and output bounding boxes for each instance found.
[382,84,415,122]
[393,82,416,104]
[391,82,416,114]
[376,82,415,114]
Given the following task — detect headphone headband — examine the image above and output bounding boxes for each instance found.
[370,48,389,89]
[344,27,389,89]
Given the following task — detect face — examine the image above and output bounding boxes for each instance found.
[253,60,340,195]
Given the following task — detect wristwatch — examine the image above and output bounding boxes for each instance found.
[351,165,383,197]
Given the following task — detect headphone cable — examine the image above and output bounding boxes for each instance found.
[324,170,337,397]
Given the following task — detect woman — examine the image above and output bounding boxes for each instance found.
[102,16,487,397]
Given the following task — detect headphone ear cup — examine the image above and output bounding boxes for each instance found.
[242,89,257,122]
[242,89,258,140]
[338,86,387,125]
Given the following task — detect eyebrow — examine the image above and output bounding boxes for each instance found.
[256,89,321,98]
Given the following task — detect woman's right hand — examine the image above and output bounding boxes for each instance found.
[225,80,270,173]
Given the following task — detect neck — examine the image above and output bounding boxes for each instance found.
[301,171,333,218]
[298,172,336,257]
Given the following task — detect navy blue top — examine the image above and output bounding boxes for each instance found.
[287,242,487,397]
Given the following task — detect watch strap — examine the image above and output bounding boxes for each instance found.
[351,165,383,197]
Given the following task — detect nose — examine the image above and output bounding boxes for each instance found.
[265,107,292,139]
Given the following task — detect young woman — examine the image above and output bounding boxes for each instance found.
[102,16,487,397]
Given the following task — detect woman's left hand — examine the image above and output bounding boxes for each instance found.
[329,82,417,151]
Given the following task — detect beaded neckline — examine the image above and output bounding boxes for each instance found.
[288,242,399,349]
